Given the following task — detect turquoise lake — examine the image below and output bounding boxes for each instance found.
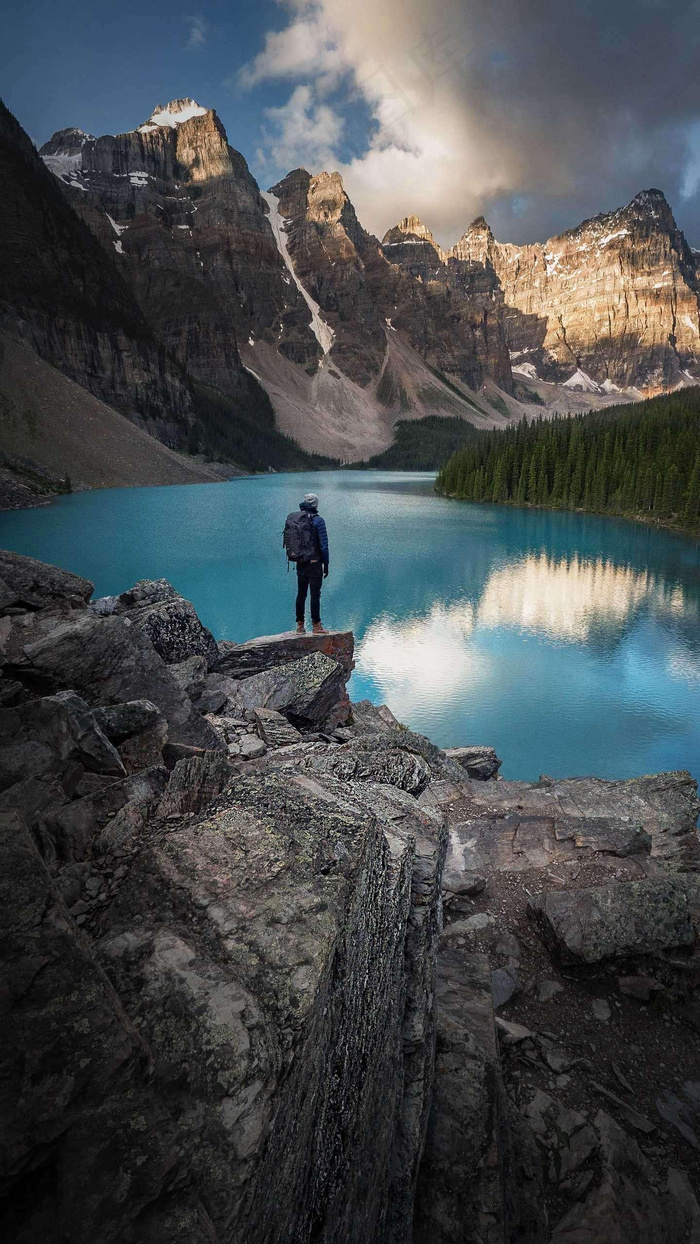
[1,470,699,782]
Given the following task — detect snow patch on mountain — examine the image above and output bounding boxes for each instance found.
[139,99,207,131]
[261,190,335,356]
[512,361,539,380]
[563,368,601,392]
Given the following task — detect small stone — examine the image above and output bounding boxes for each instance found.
[491,967,522,1009]
[539,979,564,1003]
[227,742,241,757]
[494,931,521,959]
[592,998,611,1022]
[495,1018,532,1044]
[239,735,266,760]
[617,975,664,1002]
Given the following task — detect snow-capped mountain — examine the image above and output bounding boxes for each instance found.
[2,92,698,472]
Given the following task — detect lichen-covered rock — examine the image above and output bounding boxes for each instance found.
[444,746,502,781]
[253,707,302,748]
[40,766,169,863]
[156,752,235,818]
[0,549,93,613]
[93,700,163,743]
[528,878,696,965]
[224,651,348,731]
[216,630,355,679]
[94,770,418,1242]
[299,737,433,796]
[168,655,207,701]
[129,595,219,666]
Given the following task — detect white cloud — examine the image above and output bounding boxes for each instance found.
[239,0,700,246]
[185,14,207,52]
[259,84,344,173]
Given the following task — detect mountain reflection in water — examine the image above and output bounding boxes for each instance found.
[0,472,698,780]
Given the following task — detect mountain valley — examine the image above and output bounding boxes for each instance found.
[1,94,699,486]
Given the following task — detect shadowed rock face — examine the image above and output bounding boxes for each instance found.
[38,104,320,400]
[0,102,195,446]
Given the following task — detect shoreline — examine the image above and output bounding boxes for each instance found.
[436,488,700,542]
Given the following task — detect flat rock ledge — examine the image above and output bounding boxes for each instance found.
[1,549,699,1244]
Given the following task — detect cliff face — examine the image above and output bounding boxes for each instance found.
[379,216,514,394]
[449,191,700,392]
[0,102,193,446]
[40,100,320,399]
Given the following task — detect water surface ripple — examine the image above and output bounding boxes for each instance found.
[1,471,698,781]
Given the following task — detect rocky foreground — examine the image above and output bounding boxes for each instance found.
[1,550,699,1243]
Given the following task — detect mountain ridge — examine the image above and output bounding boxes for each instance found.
[2,93,696,478]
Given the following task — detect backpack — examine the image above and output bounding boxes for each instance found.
[283,510,317,562]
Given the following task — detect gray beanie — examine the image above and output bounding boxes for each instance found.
[302,493,319,508]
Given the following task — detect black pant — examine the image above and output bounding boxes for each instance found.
[296,560,323,624]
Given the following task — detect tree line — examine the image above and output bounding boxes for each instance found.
[435,387,700,535]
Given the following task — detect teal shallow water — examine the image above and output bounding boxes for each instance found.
[1,470,699,782]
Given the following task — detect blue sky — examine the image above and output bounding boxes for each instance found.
[3,0,700,247]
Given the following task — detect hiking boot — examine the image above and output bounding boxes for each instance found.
[296,622,305,634]
[312,622,327,634]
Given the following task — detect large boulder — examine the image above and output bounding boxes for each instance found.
[92,769,419,1241]
[444,746,502,781]
[0,549,93,613]
[216,629,355,678]
[528,878,696,965]
[0,691,126,795]
[94,700,168,775]
[296,737,433,796]
[93,580,219,667]
[13,613,221,751]
[224,651,349,731]
[0,809,203,1244]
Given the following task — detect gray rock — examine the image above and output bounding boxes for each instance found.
[617,974,664,1001]
[93,769,427,1242]
[18,612,222,751]
[656,1083,700,1151]
[350,699,401,733]
[93,700,163,743]
[539,979,564,1003]
[0,549,93,613]
[413,951,517,1243]
[239,734,266,760]
[590,1082,656,1134]
[224,651,348,732]
[169,654,207,701]
[592,998,611,1022]
[0,809,185,1243]
[494,930,521,958]
[42,766,169,862]
[528,878,695,965]
[253,707,302,748]
[156,752,235,819]
[491,965,522,1008]
[444,745,502,780]
[0,691,125,795]
[495,1017,532,1044]
[128,595,219,667]
[298,736,433,796]
[216,629,355,678]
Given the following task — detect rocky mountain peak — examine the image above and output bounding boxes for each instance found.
[137,98,209,132]
[382,215,445,260]
[39,127,94,157]
[446,216,496,265]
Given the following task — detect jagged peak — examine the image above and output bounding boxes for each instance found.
[138,98,209,133]
[39,127,95,156]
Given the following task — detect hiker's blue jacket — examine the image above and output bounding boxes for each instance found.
[300,501,329,568]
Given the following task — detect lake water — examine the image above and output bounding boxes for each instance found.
[1,471,699,782]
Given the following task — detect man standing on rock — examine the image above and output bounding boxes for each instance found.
[283,492,329,634]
